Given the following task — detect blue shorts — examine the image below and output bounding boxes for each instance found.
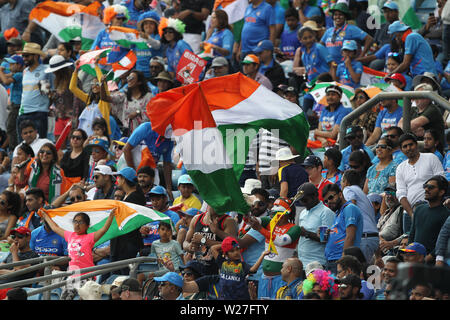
[257,274,286,299]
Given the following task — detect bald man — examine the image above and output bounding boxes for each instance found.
[276,258,304,299]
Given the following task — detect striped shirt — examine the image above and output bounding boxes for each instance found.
[257,129,289,176]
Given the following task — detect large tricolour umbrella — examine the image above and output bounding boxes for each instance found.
[309,82,355,109]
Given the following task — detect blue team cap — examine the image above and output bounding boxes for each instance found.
[387,21,410,35]
[5,54,24,66]
[254,40,274,53]
[184,208,201,216]
[400,242,427,256]
[341,40,358,51]
[382,1,399,11]
[154,272,184,288]
[112,167,137,183]
[85,138,114,156]
[149,185,168,197]
[177,174,194,186]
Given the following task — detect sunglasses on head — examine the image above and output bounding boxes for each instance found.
[338,284,349,289]
[388,52,400,57]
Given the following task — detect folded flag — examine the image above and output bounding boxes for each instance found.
[41,199,173,246]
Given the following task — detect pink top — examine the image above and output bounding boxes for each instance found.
[64,231,95,275]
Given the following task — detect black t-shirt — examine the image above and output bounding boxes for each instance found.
[180,0,213,34]
[3,250,40,282]
[60,149,90,179]
[110,190,146,264]
[418,104,445,149]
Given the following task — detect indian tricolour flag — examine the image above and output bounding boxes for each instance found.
[29,1,104,51]
[368,0,422,30]
[108,26,151,50]
[213,0,248,42]
[147,73,310,215]
[41,200,173,246]
[360,66,387,87]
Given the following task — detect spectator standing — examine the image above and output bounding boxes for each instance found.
[409,175,450,263]
[435,215,450,266]
[136,11,162,79]
[275,147,308,199]
[0,54,24,150]
[278,8,301,61]
[16,43,53,140]
[110,167,145,274]
[322,183,363,274]
[239,0,276,59]
[297,183,335,268]
[341,170,379,263]
[320,2,372,64]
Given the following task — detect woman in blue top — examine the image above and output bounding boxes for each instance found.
[363,137,397,195]
[136,11,163,79]
[91,5,130,64]
[423,129,445,165]
[320,2,372,64]
[203,10,234,61]
[161,18,193,78]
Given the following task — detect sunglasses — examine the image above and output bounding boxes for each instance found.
[72,219,85,225]
[376,144,391,149]
[338,284,349,289]
[182,271,194,277]
[71,135,83,140]
[70,195,83,202]
[39,150,53,156]
[388,52,400,57]
[324,193,336,204]
[423,184,437,190]
[11,234,26,239]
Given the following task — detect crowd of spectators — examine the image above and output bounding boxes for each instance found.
[0,0,449,301]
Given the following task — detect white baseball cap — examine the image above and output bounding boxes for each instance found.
[93,165,115,176]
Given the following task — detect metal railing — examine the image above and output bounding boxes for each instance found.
[0,255,157,299]
[338,91,450,150]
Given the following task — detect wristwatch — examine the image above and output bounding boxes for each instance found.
[200,237,206,245]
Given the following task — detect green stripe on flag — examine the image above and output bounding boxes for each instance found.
[188,168,249,215]
[88,211,173,246]
[58,27,82,43]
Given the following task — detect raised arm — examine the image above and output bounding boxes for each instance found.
[93,208,116,243]
[69,61,89,103]
[40,210,66,238]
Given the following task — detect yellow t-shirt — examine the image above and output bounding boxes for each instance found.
[173,194,202,211]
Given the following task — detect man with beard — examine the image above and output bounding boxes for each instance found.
[92,165,117,200]
[409,175,450,264]
[296,182,335,268]
[16,43,53,140]
[322,183,363,274]
[137,166,155,207]
[337,274,363,300]
[395,133,444,234]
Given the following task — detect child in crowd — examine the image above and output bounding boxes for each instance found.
[83,117,110,148]
[138,221,184,282]
[331,40,363,89]
[172,174,202,211]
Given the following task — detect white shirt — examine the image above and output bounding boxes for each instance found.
[13,134,53,158]
[396,153,444,206]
